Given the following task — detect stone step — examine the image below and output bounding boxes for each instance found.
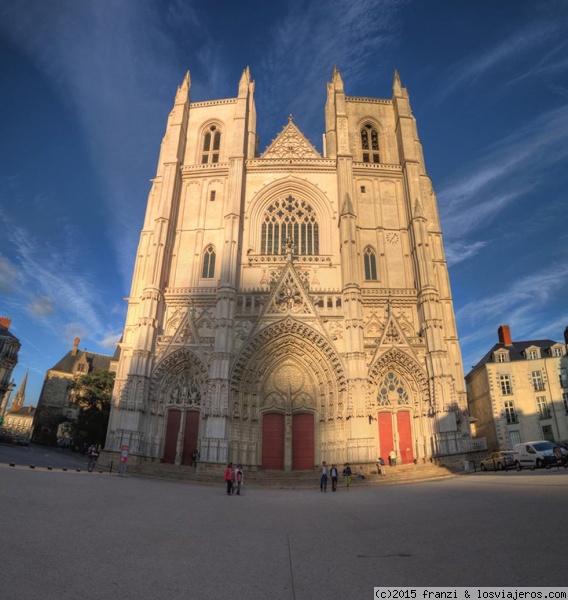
[128,462,456,488]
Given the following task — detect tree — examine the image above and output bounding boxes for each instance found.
[70,370,115,447]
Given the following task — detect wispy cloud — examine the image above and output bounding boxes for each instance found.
[439,104,568,264]
[258,0,409,148]
[0,254,18,292]
[433,19,563,104]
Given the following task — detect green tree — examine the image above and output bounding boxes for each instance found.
[70,369,115,447]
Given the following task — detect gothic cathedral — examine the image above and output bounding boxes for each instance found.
[105,68,471,470]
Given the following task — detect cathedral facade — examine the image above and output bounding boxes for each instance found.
[105,68,472,469]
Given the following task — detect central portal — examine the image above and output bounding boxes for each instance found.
[261,411,314,470]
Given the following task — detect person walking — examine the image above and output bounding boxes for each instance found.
[330,464,339,491]
[342,463,352,489]
[235,465,244,495]
[320,461,328,492]
[87,444,99,472]
[224,463,234,495]
[377,457,387,476]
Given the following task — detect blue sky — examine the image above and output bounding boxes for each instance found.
[1,0,567,406]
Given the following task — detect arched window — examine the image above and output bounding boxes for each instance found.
[377,372,410,406]
[260,195,319,255]
[364,246,377,280]
[201,125,221,164]
[202,245,216,278]
[361,124,379,164]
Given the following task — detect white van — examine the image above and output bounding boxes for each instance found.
[513,441,559,470]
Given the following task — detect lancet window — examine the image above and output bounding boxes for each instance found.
[201,125,221,164]
[361,124,380,164]
[364,246,378,280]
[202,245,216,278]
[260,195,319,255]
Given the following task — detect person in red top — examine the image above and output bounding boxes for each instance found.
[224,463,235,495]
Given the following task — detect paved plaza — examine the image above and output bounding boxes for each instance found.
[2,444,568,600]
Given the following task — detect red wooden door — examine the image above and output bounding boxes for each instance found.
[163,409,181,464]
[396,411,414,464]
[378,412,393,462]
[182,411,199,465]
[292,413,314,470]
[262,413,285,470]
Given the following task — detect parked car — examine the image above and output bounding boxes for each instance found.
[480,451,515,471]
[513,441,562,470]
[0,429,18,445]
[14,435,30,446]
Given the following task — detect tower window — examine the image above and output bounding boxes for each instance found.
[210,190,216,202]
[361,124,380,164]
[202,245,216,278]
[364,246,377,281]
[201,125,222,164]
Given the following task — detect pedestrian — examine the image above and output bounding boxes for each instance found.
[191,449,199,468]
[342,463,352,489]
[87,444,99,472]
[389,449,397,467]
[320,461,328,492]
[224,463,234,495]
[357,466,365,479]
[377,457,386,476]
[235,464,244,495]
[330,464,339,491]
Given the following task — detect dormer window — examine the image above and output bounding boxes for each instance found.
[528,349,539,360]
[495,352,508,363]
[552,346,563,357]
[361,124,379,164]
[201,125,221,164]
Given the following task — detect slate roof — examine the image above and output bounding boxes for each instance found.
[6,406,35,417]
[467,338,561,377]
[50,349,113,374]
[0,325,20,343]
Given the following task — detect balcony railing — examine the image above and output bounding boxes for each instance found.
[533,383,545,392]
[538,409,551,420]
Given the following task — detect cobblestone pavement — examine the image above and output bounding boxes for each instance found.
[2,449,567,600]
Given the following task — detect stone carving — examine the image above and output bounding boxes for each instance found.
[328,322,343,340]
[261,118,321,160]
[235,320,252,340]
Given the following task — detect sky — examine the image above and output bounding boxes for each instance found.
[1,0,567,407]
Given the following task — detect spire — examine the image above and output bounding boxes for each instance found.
[175,70,191,104]
[340,192,355,217]
[332,66,344,91]
[11,371,27,410]
[393,69,403,96]
[238,66,252,96]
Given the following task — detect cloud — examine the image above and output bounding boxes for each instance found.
[63,323,89,347]
[0,254,18,292]
[27,296,55,317]
[258,0,408,146]
[98,332,122,350]
[438,104,568,261]
[433,20,563,104]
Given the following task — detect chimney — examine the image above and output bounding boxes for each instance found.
[498,325,512,346]
[72,337,80,356]
[0,317,11,329]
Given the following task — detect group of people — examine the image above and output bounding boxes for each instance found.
[320,457,391,490]
[224,463,244,495]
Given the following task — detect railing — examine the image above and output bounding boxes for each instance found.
[432,432,487,456]
[533,384,545,391]
[538,409,552,420]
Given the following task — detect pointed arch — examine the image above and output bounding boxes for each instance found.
[202,244,216,278]
[363,246,378,280]
[200,122,223,164]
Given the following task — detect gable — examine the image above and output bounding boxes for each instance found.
[261,118,321,160]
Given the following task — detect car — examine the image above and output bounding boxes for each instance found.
[0,429,18,445]
[513,441,562,470]
[480,451,515,471]
[14,435,30,446]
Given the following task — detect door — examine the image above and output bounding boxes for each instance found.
[163,409,181,464]
[292,413,314,470]
[262,413,285,469]
[396,411,414,464]
[378,412,393,462]
[182,411,199,465]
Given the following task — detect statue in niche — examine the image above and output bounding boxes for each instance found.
[233,401,240,418]
[251,403,258,421]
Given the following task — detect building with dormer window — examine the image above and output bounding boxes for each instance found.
[104,68,480,471]
[466,324,568,451]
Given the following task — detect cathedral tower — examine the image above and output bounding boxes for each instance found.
[106,69,470,469]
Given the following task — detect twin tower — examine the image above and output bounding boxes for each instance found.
[105,67,471,470]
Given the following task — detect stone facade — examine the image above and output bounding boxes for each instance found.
[467,325,568,451]
[105,68,474,469]
[0,317,20,417]
[32,337,115,444]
